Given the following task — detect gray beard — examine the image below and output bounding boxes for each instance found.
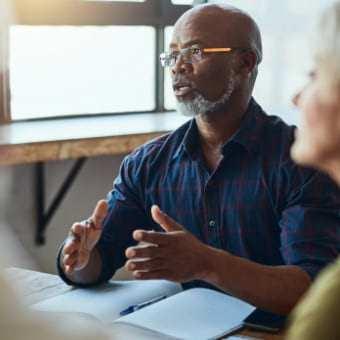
[176,73,236,117]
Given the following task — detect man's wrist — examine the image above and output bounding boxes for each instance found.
[198,245,219,282]
[199,246,231,286]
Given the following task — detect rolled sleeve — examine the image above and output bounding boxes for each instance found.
[279,171,340,280]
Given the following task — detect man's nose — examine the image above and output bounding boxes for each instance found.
[171,55,193,75]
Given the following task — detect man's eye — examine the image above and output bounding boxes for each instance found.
[191,48,201,55]
[170,52,179,59]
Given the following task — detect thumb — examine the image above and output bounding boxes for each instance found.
[90,199,108,230]
[151,205,183,232]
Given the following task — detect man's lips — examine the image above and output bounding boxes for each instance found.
[173,83,194,97]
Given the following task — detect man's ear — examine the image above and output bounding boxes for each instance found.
[239,50,258,76]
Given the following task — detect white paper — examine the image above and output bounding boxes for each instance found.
[115,288,255,340]
[32,280,182,323]
[32,281,255,340]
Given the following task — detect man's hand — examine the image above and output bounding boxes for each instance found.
[62,200,108,274]
[125,205,211,282]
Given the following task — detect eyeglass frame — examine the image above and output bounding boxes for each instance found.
[159,46,253,68]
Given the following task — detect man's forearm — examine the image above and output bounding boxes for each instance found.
[202,247,311,315]
[59,246,103,286]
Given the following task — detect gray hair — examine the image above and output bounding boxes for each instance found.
[316,1,340,87]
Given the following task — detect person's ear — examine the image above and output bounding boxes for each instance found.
[239,50,258,77]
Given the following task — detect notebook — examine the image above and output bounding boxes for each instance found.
[31,280,255,340]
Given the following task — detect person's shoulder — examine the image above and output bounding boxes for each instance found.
[252,101,314,177]
[252,102,296,162]
[249,102,339,204]
[253,102,295,141]
[255,103,338,193]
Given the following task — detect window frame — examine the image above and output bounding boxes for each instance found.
[0,0,206,123]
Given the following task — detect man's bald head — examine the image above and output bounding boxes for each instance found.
[173,3,262,65]
[170,4,263,117]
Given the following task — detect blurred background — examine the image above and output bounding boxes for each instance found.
[10,0,338,124]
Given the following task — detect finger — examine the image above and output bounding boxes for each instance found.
[133,269,171,280]
[125,258,164,272]
[151,205,183,232]
[133,229,170,246]
[70,222,86,237]
[90,199,108,230]
[125,244,161,259]
[63,252,79,267]
[64,265,74,275]
[65,263,79,275]
[69,222,90,255]
[63,238,80,256]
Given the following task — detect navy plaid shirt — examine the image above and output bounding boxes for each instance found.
[61,99,340,288]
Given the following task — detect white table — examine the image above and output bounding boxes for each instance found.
[6,268,285,340]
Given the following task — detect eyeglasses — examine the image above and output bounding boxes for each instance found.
[159,46,246,68]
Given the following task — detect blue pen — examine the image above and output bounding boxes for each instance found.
[120,295,167,316]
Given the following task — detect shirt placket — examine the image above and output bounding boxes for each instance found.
[196,154,223,248]
[203,175,223,248]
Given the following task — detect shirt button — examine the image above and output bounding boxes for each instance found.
[209,220,216,228]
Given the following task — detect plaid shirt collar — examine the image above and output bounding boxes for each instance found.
[173,98,263,160]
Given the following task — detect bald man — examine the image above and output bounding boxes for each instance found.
[58,4,340,316]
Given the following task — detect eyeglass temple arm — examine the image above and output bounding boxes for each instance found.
[202,48,233,53]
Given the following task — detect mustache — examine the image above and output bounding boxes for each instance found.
[172,77,201,96]
[172,77,195,88]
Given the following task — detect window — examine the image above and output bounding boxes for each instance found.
[10,26,155,119]
[1,0,193,121]
[208,0,339,125]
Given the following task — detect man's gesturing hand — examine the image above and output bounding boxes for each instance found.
[125,205,211,282]
[62,199,108,274]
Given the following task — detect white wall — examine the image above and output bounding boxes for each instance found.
[0,154,133,279]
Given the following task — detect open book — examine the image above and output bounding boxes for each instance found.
[31,280,255,340]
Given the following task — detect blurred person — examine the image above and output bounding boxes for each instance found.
[287,1,340,339]
[58,3,340,316]
[0,0,111,339]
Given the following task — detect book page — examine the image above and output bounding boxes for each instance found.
[31,280,182,323]
[115,288,255,340]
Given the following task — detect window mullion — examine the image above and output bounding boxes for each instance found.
[0,23,11,123]
[155,25,165,112]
